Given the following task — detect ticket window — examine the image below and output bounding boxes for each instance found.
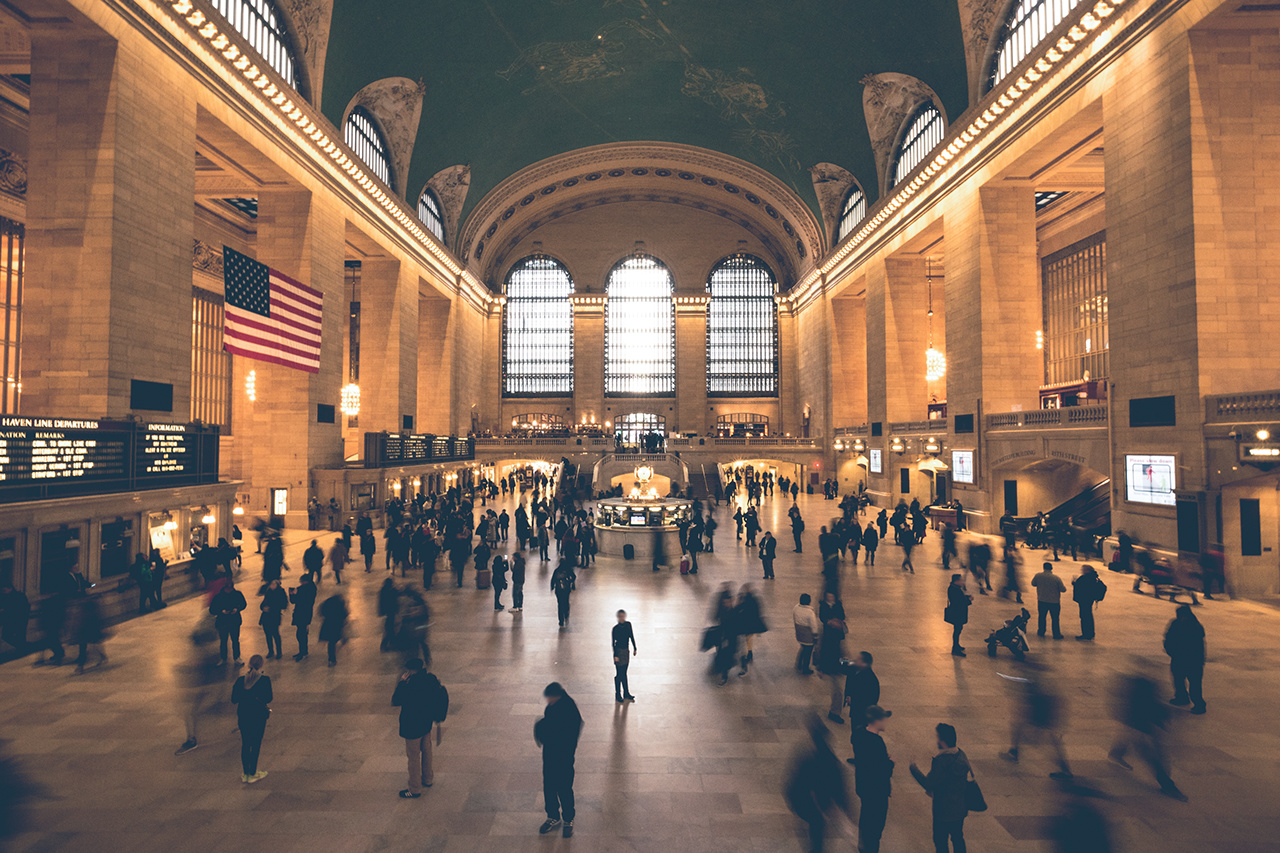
[351,484,376,512]
[40,527,82,595]
[100,520,134,578]
[0,536,17,590]
[147,512,180,564]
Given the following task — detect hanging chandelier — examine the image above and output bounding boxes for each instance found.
[340,383,361,417]
[924,257,946,382]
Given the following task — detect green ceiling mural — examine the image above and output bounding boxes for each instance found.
[322,0,969,228]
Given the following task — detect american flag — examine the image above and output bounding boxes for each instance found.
[222,247,323,373]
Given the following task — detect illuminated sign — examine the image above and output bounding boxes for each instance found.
[869,448,883,474]
[1125,454,1176,507]
[952,450,975,484]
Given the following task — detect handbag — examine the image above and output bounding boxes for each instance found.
[964,769,988,812]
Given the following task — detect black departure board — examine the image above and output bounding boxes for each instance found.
[363,433,474,468]
[0,416,219,502]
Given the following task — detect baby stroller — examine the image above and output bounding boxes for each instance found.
[987,608,1031,660]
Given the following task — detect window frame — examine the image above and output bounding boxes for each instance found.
[604,254,676,397]
[891,103,946,189]
[836,185,868,242]
[207,0,304,96]
[705,253,779,398]
[987,0,1085,92]
[502,254,575,398]
[344,106,393,189]
[418,188,446,243]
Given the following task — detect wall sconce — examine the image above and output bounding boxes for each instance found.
[924,439,941,454]
[890,438,905,453]
[340,383,361,417]
[232,504,245,516]
[161,511,178,530]
[200,506,216,524]
[853,438,866,452]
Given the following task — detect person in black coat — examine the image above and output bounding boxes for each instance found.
[863,523,879,566]
[850,705,894,853]
[378,579,401,652]
[302,540,324,584]
[289,574,316,661]
[0,583,29,654]
[258,578,288,660]
[944,575,972,657]
[786,715,853,853]
[209,581,247,664]
[612,610,637,702]
[734,585,768,675]
[510,553,526,612]
[1164,605,1206,714]
[535,682,583,838]
[319,594,348,666]
[843,651,881,734]
[759,531,778,579]
[910,723,972,853]
[492,555,509,611]
[261,535,284,583]
[392,659,448,798]
[231,654,273,782]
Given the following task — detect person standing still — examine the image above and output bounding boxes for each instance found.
[510,552,526,612]
[945,575,972,657]
[1164,605,1207,714]
[303,540,323,585]
[536,682,583,838]
[288,574,316,661]
[210,580,246,665]
[392,659,448,799]
[231,655,273,783]
[328,537,346,585]
[319,594,348,666]
[863,523,879,566]
[259,579,288,660]
[1032,562,1067,639]
[760,531,778,579]
[793,594,821,674]
[612,610,637,702]
[850,706,894,853]
[910,723,973,853]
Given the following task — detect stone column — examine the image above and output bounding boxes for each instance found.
[571,295,606,428]
[357,258,417,434]
[23,24,195,418]
[831,294,868,428]
[674,296,709,434]
[870,256,930,424]
[417,293,453,434]
[239,188,345,526]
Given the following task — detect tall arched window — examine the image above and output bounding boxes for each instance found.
[208,0,301,93]
[707,254,778,397]
[418,189,446,243]
[503,256,574,396]
[989,0,1084,90]
[836,186,867,242]
[345,107,392,187]
[892,104,945,188]
[605,254,675,396]
[618,412,666,443]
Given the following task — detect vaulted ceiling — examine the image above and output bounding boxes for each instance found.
[321,0,969,229]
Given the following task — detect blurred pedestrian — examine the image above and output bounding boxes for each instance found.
[72,596,107,673]
[536,682,583,838]
[785,715,853,853]
[819,611,848,723]
[1001,671,1074,780]
[1109,673,1187,800]
[510,552,526,612]
[793,593,821,674]
[378,578,400,652]
[319,594,348,666]
[1,582,30,655]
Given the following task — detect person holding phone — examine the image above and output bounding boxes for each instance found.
[392,659,448,799]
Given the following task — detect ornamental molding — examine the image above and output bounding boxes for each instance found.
[425,164,471,251]
[277,0,333,106]
[861,73,947,198]
[958,0,1006,104]
[192,239,224,276]
[0,148,27,199]
[809,163,860,246]
[345,77,425,200]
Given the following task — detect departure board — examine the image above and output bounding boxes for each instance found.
[0,416,219,502]
[363,433,474,468]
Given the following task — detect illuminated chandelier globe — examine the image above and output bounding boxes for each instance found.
[925,347,947,382]
[340,383,361,416]
[630,465,659,500]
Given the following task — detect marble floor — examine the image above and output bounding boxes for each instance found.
[4,492,1280,853]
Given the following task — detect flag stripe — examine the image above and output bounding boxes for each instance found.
[223,246,323,374]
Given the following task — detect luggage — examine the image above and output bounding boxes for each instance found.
[475,567,491,589]
[623,543,635,560]
[680,554,692,575]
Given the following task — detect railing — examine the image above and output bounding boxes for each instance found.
[1207,390,1280,422]
[834,424,870,436]
[473,436,611,448]
[889,420,937,434]
[985,405,1107,431]
[474,436,822,452]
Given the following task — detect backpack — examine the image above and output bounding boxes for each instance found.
[1094,576,1108,601]
[428,676,449,723]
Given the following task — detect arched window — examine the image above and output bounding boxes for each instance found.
[605,254,675,396]
[706,254,778,397]
[836,186,867,242]
[345,107,392,187]
[989,0,1084,90]
[892,104,945,188]
[208,0,301,93]
[503,256,574,396]
[617,412,666,444]
[418,189,446,243]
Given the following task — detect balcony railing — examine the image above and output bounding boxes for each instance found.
[473,436,822,451]
[1206,390,1280,423]
[889,420,939,434]
[834,425,869,436]
[986,405,1107,431]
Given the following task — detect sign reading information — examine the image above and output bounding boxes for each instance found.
[0,416,219,502]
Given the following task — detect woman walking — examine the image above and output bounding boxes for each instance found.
[231,654,273,783]
[612,610,637,702]
[259,578,288,660]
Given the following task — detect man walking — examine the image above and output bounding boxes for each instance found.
[392,659,448,799]
[850,706,894,853]
[862,522,879,566]
[793,594,821,674]
[288,574,316,661]
[536,682,583,838]
[1164,605,1207,714]
[910,723,973,853]
[1072,565,1107,640]
[1032,562,1067,639]
[551,561,576,628]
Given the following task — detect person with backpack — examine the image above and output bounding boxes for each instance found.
[551,562,576,628]
[1072,565,1107,641]
[392,658,448,799]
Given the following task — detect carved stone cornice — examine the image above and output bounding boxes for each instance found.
[0,148,27,200]
[192,239,224,276]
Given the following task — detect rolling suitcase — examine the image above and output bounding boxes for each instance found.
[476,567,492,589]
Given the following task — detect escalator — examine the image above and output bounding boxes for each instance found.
[1033,479,1111,539]
[687,464,724,501]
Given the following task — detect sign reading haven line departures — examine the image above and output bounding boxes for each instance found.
[0,416,219,502]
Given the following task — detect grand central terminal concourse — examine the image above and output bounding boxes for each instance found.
[4,0,1280,850]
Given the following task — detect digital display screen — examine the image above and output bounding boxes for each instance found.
[0,416,217,502]
[952,450,975,484]
[1125,454,1176,506]
[630,513,648,526]
[869,449,883,474]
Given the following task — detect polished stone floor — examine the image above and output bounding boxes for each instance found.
[4,492,1280,853]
